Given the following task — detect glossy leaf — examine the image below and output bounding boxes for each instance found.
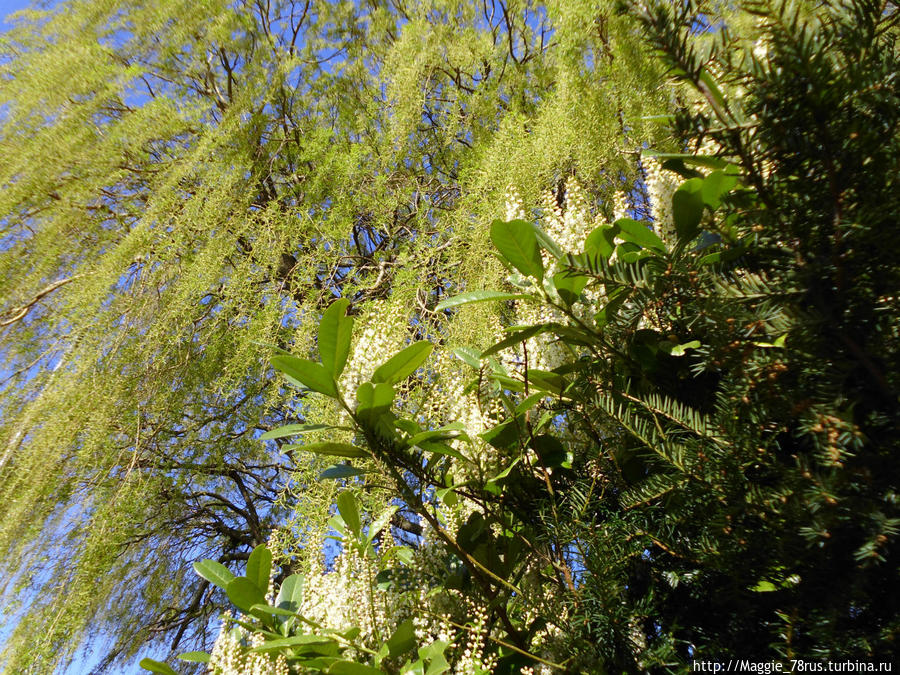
[387,619,417,657]
[435,290,526,311]
[270,356,337,397]
[328,662,385,675]
[481,324,553,358]
[275,573,305,611]
[260,423,332,440]
[192,559,235,591]
[176,652,210,663]
[139,658,178,675]
[584,224,616,260]
[368,505,399,542]
[490,219,544,280]
[319,464,367,480]
[246,544,272,594]
[371,341,433,385]
[615,218,666,252]
[319,299,353,377]
[672,178,705,241]
[337,491,361,535]
[226,577,267,613]
[451,346,481,368]
[285,442,367,458]
[250,635,338,653]
[701,169,739,210]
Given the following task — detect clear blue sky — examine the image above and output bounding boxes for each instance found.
[0,0,33,30]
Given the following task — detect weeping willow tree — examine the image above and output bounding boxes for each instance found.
[0,0,683,671]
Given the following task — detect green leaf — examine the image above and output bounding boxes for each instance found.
[271,356,337,397]
[337,491,361,535]
[614,218,666,252]
[532,434,568,468]
[534,225,563,259]
[552,272,589,305]
[387,619,417,658]
[421,641,451,675]
[260,423,332,440]
[644,152,728,170]
[328,662,385,675]
[752,580,778,592]
[372,341,433,385]
[368,505,399,542]
[226,577,267,613]
[451,346,481,368]
[192,559,235,591]
[246,544,272,594]
[139,658,178,675]
[584,224,616,260]
[319,464,367,480]
[356,381,395,414]
[250,603,299,618]
[319,299,354,378]
[701,170,738,210]
[285,442,367,458]
[490,219,544,280]
[275,573,305,611]
[481,324,552,358]
[250,635,339,653]
[435,290,527,311]
[672,178,705,241]
[176,652,210,664]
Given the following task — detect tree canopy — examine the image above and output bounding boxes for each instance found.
[0,0,898,673]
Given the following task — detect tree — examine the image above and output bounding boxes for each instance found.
[0,0,672,671]
[136,1,900,672]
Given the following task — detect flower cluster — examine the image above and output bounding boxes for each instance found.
[206,612,289,675]
[643,155,679,242]
[339,299,409,397]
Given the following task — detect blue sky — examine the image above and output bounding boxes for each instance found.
[0,0,32,30]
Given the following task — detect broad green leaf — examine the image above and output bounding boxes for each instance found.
[139,658,178,675]
[534,224,563,259]
[672,178,705,241]
[285,442,367,458]
[532,434,568,468]
[481,324,553,358]
[422,640,451,675]
[246,545,272,594]
[552,272,589,305]
[752,580,778,592]
[584,224,616,260]
[372,341,433,385]
[250,604,298,617]
[452,346,481,368]
[490,219,544,280]
[614,218,666,252]
[226,577,267,613]
[260,423,332,440]
[418,441,467,462]
[435,290,527,311]
[176,652,210,664]
[701,170,739,210]
[319,299,353,377]
[644,151,728,170]
[250,635,338,653]
[328,662,385,675]
[192,559,235,591]
[387,619,417,658]
[271,356,337,397]
[368,505,399,542]
[356,381,395,414]
[319,464,367,480]
[275,573,305,611]
[337,491,361,535]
